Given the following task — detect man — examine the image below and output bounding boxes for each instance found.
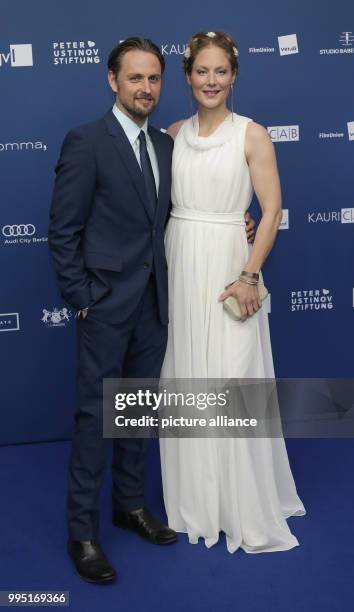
[49,37,255,585]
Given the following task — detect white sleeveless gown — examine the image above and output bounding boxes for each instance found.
[160,113,305,553]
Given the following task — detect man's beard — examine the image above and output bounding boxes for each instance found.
[121,96,157,121]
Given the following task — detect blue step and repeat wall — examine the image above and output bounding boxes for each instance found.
[1,1,353,444]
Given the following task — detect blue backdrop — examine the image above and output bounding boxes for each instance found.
[1,0,353,444]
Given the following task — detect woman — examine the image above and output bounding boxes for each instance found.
[160,31,305,554]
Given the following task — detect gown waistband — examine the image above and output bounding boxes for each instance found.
[170,207,245,226]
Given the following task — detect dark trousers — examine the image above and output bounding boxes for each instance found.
[67,276,168,540]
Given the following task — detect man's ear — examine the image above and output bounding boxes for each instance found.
[108,70,118,94]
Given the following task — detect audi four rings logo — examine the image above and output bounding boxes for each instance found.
[2,224,36,237]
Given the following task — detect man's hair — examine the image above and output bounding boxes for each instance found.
[107,37,165,77]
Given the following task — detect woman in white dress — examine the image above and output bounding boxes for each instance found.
[159,31,305,554]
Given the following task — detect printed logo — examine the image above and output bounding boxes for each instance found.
[0,313,20,332]
[0,44,33,68]
[119,39,187,57]
[279,209,289,230]
[0,141,47,152]
[341,208,354,223]
[268,126,299,142]
[307,209,354,223]
[53,41,100,65]
[41,308,72,327]
[318,131,344,139]
[2,224,35,237]
[291,289,334,312]
[320,32,354,55]
[340,32,354,46]
[347,121,354,141]
[249,46,275,54]
[161,43,187,55]
[278,34,299,56]
[1,224,48,246]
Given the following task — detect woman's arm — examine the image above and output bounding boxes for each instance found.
[243,121,282,272]
[218,122,282,320]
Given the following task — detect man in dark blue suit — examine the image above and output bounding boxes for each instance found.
[49,38,176,584]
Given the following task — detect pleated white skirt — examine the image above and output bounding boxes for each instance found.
[160,211,305,553]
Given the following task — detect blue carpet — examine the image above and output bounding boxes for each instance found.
[0,439,353,612]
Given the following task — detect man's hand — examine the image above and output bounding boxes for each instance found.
[244,211,256,243]
[77,308,88,319]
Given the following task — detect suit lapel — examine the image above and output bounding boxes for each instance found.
[103,111,152,222]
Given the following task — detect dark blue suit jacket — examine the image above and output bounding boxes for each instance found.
[49,110,173,325]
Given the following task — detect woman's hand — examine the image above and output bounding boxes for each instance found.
[218,281,262,322]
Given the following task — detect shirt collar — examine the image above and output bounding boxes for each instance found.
[112,103,148,145]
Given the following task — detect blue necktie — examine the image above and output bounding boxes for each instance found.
[138,130,157,221]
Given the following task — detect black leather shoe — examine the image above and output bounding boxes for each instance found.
[68,540,116,584]
[113,508,177,545]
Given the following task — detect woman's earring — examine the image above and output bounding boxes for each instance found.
[231,83,234,118]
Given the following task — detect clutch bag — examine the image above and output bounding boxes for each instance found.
[223,281,268,321]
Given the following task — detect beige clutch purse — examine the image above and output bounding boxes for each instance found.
[223,282,268,321]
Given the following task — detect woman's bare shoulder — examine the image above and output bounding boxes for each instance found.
[245,121,274,159]
[166,120,186,140]
[246,121,270,142]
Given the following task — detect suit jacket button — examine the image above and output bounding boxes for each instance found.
[143,262,150,268]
